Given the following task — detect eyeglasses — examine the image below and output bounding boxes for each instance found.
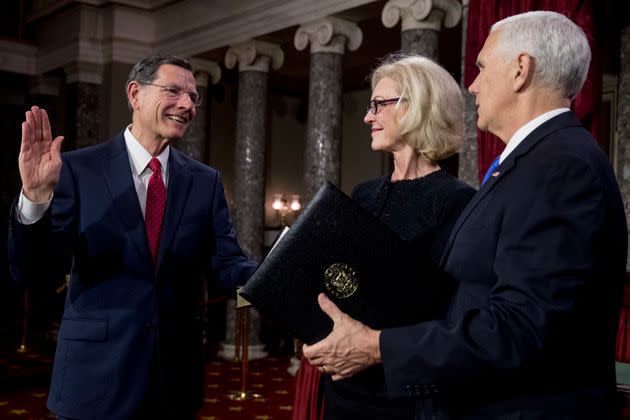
[139,82,202,106]
[367,97,403,114]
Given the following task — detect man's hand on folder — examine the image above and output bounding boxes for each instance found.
[303,293,382,381]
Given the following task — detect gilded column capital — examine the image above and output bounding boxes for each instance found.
[382,0,462,31]
[191,58,221,88]
[294,16,363,54]
[225,40,284,73]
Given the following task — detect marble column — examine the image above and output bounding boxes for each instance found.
[176,59,221,162]
[457,0,479,187]
[225,40,284,261]
[295,17,362,202]
[219,40,284,360]
[616,24,630,269]
[64,62,102,150]
[381,0,462,60]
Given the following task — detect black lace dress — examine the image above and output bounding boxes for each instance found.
[323,170,476,420]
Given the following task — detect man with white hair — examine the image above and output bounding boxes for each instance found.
[304,11,627,419]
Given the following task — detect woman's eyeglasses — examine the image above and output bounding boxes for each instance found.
[367,97,403,114]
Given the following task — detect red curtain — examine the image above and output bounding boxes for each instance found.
[464,0,600,182]
[292,357,324,420]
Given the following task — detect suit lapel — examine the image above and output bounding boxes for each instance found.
[156,148,192,272]
[102,134,151,263]
[440,112,583,266]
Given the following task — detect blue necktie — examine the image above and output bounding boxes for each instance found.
[481,156,500,186]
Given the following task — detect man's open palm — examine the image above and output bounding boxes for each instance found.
[19,106,64,202]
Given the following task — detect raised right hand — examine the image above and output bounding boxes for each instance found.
[19,106,64,202]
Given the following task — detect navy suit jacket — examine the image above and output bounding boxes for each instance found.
[8,133,257,419]
[380,112,628,419]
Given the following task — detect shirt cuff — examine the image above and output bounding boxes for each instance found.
[17,190,52,225]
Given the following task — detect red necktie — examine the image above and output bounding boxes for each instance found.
[145,157,166,265]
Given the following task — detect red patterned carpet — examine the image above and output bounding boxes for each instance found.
[199,357,296,420]
[0,354,296,420]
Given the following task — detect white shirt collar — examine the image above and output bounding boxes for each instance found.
[500,108,570,163]
[124,125,169,176]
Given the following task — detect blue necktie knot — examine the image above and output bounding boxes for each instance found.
[481,156,501,186]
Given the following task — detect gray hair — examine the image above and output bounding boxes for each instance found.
[371,54,463,161]
[491,11,590,100]
[125,55,194,111]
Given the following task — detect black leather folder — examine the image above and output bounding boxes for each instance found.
[240,181,454,344]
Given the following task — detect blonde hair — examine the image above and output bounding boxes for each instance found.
[371,54,463,161]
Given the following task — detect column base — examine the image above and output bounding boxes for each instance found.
[217,343,268,361]
[287,355,300,376]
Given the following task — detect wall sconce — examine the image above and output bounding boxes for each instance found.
[271,194,302,226]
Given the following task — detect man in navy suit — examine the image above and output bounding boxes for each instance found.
[304,11,628,419]
[8,56,257,419]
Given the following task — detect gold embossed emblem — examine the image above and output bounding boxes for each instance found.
[324,263,358,299]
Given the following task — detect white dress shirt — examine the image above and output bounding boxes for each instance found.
[499,108,570,164]
[17,126,169,224]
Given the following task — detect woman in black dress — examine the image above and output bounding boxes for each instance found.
[321,55,476,419]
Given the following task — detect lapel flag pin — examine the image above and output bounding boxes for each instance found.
[492,172,500,177]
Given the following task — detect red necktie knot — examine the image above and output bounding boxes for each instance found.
[149,157,161,174]
[146,157,166,265]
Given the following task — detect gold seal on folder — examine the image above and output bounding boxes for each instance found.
[324,263,358,299]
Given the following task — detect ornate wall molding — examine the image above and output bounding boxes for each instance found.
[29,0,174,21]
[0,40,37,75]
[157,0,376,56]
[6,0,377,78]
